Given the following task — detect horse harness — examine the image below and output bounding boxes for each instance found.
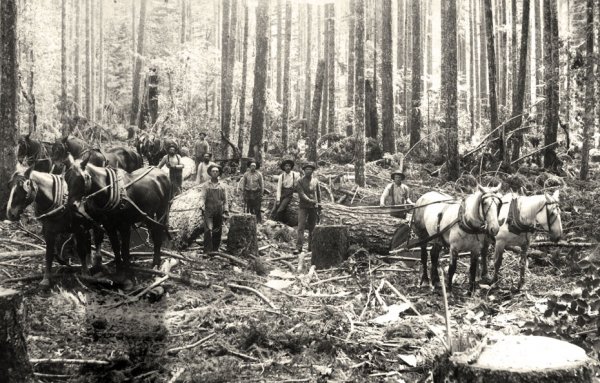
[506,196,560,235]
[32,175,68,220]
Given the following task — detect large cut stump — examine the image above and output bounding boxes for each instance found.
[227,214,258,257]
[0,288,34,383]
[168,187,205,249]
[311,225,349,269]
[433,335,593,383]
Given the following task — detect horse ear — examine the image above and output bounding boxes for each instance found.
[477,184,485,193]
[491,183,502,193]
[24,166,33,179]
[552,189,560,201]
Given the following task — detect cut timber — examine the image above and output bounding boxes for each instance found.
[433,335,593,383]
[168,187,205,249]
[311,225,349,269]
[0,288,35,383]
[226,214,258,257]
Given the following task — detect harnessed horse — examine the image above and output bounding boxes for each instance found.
[139,134,166,166]
[412,184,503,292]
[64,161,171,275]
[481,190,562,290]
[6,169,98,287]
[18,134,62,174]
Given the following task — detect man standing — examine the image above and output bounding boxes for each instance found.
[273,159,300,221]
[193,132,210,170]
[157,141,184,197]
[380,168,413,218]
[199,164,229,252]
[196,152,216,184]
[239,159,264,222]
[295,162,321,254]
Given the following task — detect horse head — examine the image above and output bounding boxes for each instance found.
[541,190,562,242]
[475,183,503,236]
[6,167,37,220]
[17,134,31,163]
[51,137,69,163]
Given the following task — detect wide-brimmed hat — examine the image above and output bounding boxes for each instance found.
[390,169,405,180]
[247,158,261,169]
[207,164,223,176]
[199,132,206,137]
[302,162,317,171]
[165,139,178,151]
[280,159,295,170]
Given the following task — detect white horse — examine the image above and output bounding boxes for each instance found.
[412,184,503,292]
[482,190,562,290]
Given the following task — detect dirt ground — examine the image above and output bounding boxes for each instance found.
[2,161,600,382]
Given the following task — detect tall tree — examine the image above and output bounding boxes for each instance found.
[61,0,67,122]
[320,5,329,136]
[74,0,81,114]
[90,0,95,120]
[479,0,488,122]
[543,0,559,170]
[0,0,18,215]
[281,0,292,151]
[248,0,269,159]
[238,2,249,154]
[409,0,422,149]
[442,0,459,180]
[327,4,336,133]
[347,0,355,109]
[180,0,187,44]
[484,0,501,160]
[308,61,326,162]
[131,0,136,78]
[354,0,366,187]
[130,0,146,136]
[98,0,104,121]
[303,4,312,121]
[85,0,91,119]
[276,0,283,103]
[221,0,238,154]
[381,0,395,154]
[469,0,476,138]
[580,0,593,180]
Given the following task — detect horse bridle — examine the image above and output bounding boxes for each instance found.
[480,192,503,222]
[538,197,560,230]
[21,178,39,206]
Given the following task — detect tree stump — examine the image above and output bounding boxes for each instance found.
[226,214,258,258]
[311,225,349,269]
[433,335,593,383]
[0,288,34,383]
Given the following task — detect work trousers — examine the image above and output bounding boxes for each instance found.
[244,190,262,223]
[296,208,318,252]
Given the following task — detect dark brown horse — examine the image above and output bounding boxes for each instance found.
[18,134,63,174]
[64,161,171,275]
[52,136,143,172]
[135,133,165,166]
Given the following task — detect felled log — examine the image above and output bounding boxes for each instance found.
[168,187,205,249]
[433,335,593,383]
[226,214,258,258]
[311,225,349,269]
[0,288,35,383]
[160,156,196,180]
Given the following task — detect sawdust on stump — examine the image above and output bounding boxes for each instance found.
[311,225,349,269]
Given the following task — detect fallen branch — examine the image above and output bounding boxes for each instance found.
[228,283,277,309]
[309,275,351,286]
[0,250,45,259]
[438,267,453,352]
[210,251,248,268]
[166,332,216,355]
[0,239,45,250]
[30,358,110,366]
[530,241,596,248]
[129,266,210,288]
[109,276,169,308]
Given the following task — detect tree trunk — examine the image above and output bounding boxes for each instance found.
[311,225,349,269]
[303,4,312,121]
[281,0,292,152]
[381,0,395,154]
[469,0,476,139]
[442,0,459,181]
[0,0,18,218]
[0,288,34,383]
[98,0,104,121]
[397,0,404,71]
[248,0,269,159]
[409,0,422,149]
[484,0,501,161]
[61,0,67,122]
[85,0,91,119]
[238,2,249,154]
[543,0,559,170]
[365,80,378,139]
[354,0,366,187]
[347,0,355,110]
[580,0,593,180]
[320,5,329,137]
[308,61,326,162]
[130,0,146,137]
[180,0,186,44]
[131,0,136,78]
[276,0,282,103]
[404,1,412,135]
[511,0,518,112]
[479,0,488,123]
[73,0,81,115]
[148,69,159,125]
[227,214,258,257]
[534,0,542,120]
[327,4,336,134]
[221,0,237,158]
[90,0,95,120]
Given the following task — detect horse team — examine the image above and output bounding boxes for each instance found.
[8,134,564,294]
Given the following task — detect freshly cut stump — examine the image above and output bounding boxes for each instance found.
[311,225,349,269]
[226,214,258,257]
[0,288,34,383]
[168,187,205,249]
[433,335,593,383]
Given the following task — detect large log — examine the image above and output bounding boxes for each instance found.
[0,288,35,383]
[168,187,205,249]
[226,214,258,257]
[433,335,593,383]
[311,225,349,269]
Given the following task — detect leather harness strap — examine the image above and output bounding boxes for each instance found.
[35,175,68,220]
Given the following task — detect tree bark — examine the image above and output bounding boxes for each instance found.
[320,5,330,137]
[311,226,349,269]
[0,288,34,383]
[227,214,258,257]
[484,0,501,160]
[469,0,476,139]
[442,0,459,181]
[130,0,146,137]
[248,0,269,159]
[381,0,395,154]
[580,0,593,180]
[543,0,559,170]
[347,0,355,110]
[308,61,326,162]
[221,0,237,158]
[85,0,91,119]
[98,0,104,121]
[354,0,366,187]
[0,0,18,218]
[365,80,378,139]
[479,0,488,122]
[281,0,292,152]
[238,2,249,154]
[61,0,67,122]
[180,0,186,44]
[409,0,422,149]
[327,4,336,134]
[74,0,81,115]
[303,4,312,121]
[276,0,283,103]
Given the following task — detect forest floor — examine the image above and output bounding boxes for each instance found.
[2,159,600,383]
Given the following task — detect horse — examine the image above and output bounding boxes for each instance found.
[140,134,165,166]
[481,190,562,290]
[64,160,171,276]
[412,184,503,292]
[6,168,98,287]
[18,134,62,174]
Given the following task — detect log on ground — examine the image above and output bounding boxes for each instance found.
[168,187,205,249]
[311,225,349,269]
[0,288,35,383]
[433,335,593,383]
[226,214,258,257]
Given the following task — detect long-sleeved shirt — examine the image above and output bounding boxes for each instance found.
[276,170,300,201]
[240,170,263,192]
[296,176,321,209]
[158,154,183,169]
[199,180,229,212]
[193,140,210,158]
[380,182,411,206]
[196,161,217,184]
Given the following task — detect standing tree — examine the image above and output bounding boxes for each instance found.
[409,0,422,149]
[130,0,146,137]
[180,0,187,44]
[303,4,312,121]
[580,0,593,180]
[442,0,459,180]
[74,0,81,115]
[237,2,249,154]
[327,4,336,133]
[347,0,355,112]
[320,5,330,136]
[221,0,238,156]
[0,0,18,216]
[276,0,283,103]
[543,0,559,170]
[281,0,292,151]
[381,0,395,154]
[85,0,91,119]
[61,0,67,123]
[484,0,501,160]
[308,61,326,162]
[354,0,366,187]
[98,0,104,121]
[248,0,269,159]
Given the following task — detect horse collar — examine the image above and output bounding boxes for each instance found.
[458,199,486,235]
[507,197,536,235]
[35,175,68,219]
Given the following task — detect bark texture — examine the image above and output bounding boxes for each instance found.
[227,214,258,257]
[311,225,349,269]
[442,0,459,181]
[308,60,326,162]
[354,0,366,187]
[381,0,395,154]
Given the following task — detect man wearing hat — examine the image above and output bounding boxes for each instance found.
[158,141,184,197]
[295,162,321,254]
[380,168,413,219]
[273,159,301,221]
[199,164,229,252]
[196,152,216,184]
[239,158,264,222]
[193,132,211,170]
